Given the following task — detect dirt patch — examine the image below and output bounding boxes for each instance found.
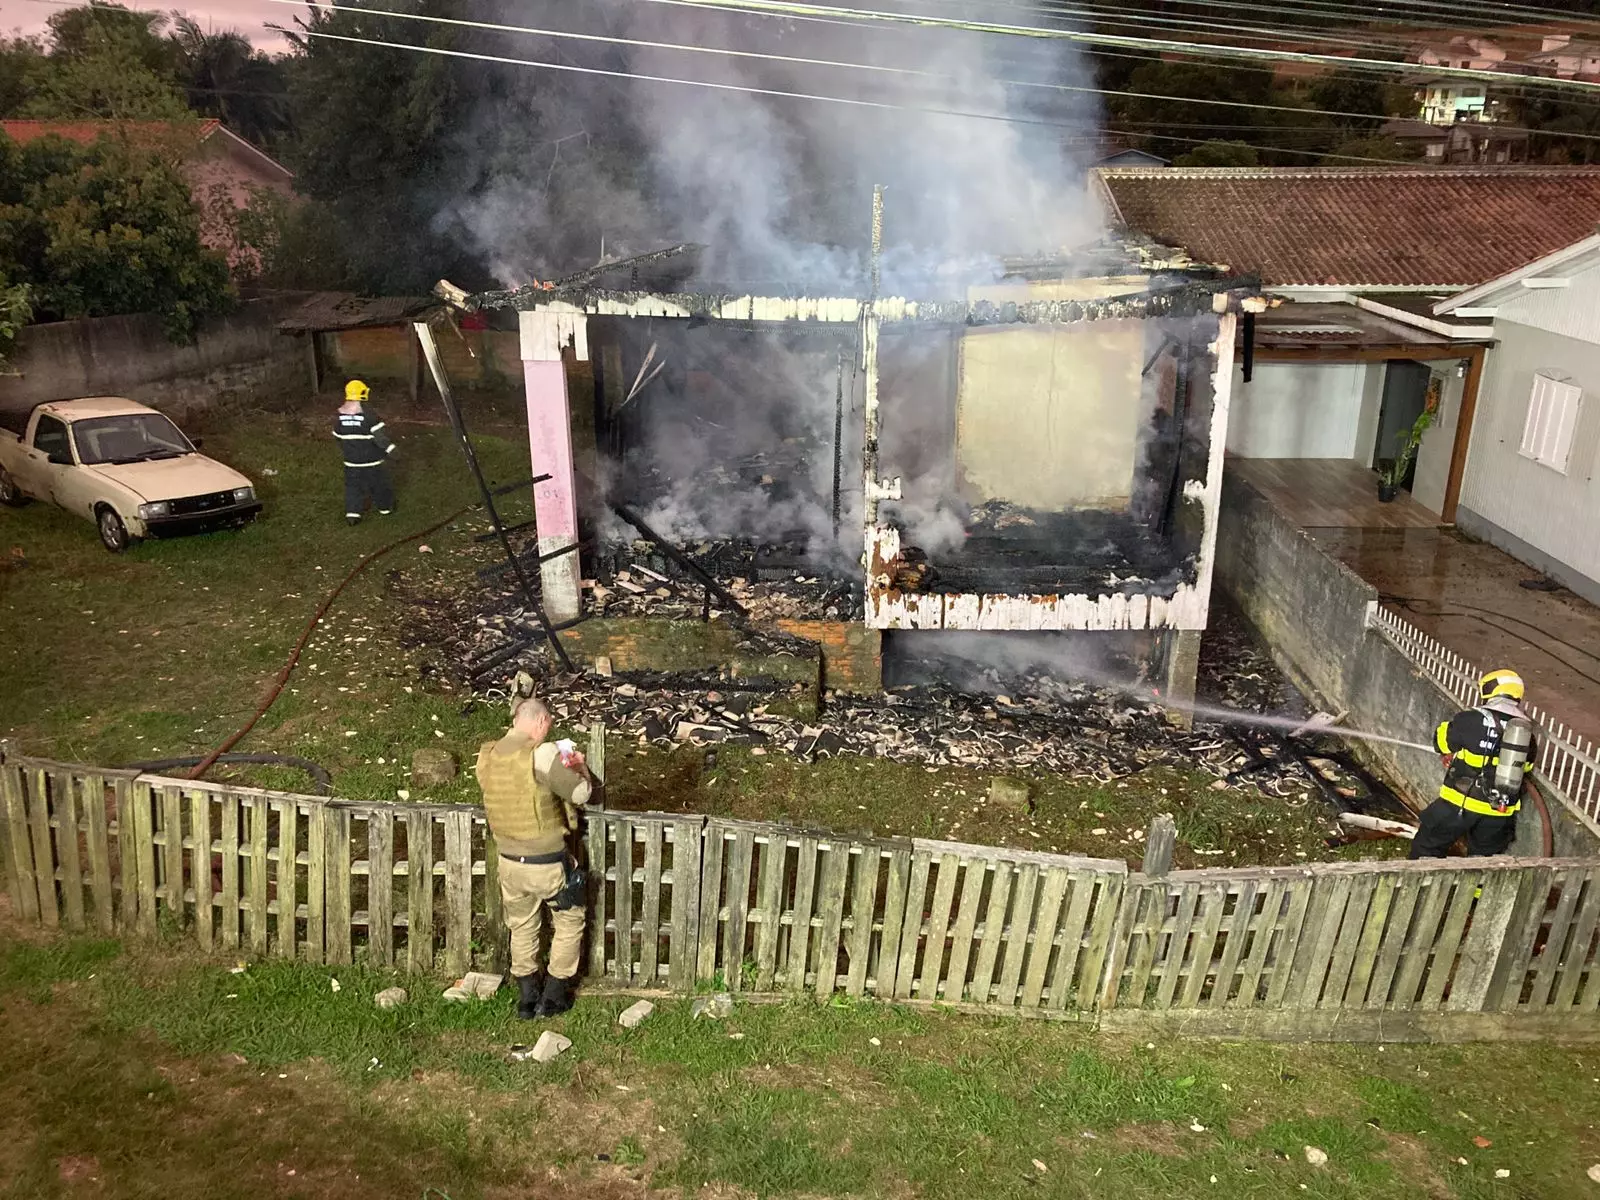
[735,1060,890,1108]
[1101,1123,1188,1157]
[1382,1132,1453,1199]
[54,1154,103,1188]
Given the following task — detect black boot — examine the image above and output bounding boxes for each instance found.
[533,973,573,1018]
[513,972,543,1020]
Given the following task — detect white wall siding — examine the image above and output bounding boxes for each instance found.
[1459,318,1600,585]
[1227,362,1368,458]
[1354,362,1384,468]
[1411,365,1464,516]
[1490,260,1600,344]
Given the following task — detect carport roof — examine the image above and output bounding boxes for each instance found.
[279,293,440,332]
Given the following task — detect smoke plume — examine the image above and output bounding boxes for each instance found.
[439,0,1107,565]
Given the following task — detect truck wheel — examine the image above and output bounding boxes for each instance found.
[0,466,28,507]
[97,506,132,553]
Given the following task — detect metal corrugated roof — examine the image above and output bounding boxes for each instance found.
[278,293,440,332]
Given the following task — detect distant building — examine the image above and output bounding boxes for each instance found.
[1415,79,1498,125]
[1528,36,1600,78]
[0,119,294,271]
[1094,148,1169,169]
[1382,117,1529,164]
[1409,35,1508,71]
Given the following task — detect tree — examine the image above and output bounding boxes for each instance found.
[0,36,47,117]
[170,17,291,150]
[1327,136,1415,164]
[0,129,233,339]
[21,2,189,120]
[1173,140,1260,167]
[0,272,31,373]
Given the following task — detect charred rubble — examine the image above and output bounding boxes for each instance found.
[406,534,1411,832]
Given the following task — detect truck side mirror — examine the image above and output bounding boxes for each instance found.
[47,449,72,466]
[191,437,204,450]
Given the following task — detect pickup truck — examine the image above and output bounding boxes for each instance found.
[0,397,260,552]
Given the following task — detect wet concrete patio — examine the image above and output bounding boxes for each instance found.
[1311,526,1600,747]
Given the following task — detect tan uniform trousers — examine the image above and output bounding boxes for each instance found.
[499,857,585,980]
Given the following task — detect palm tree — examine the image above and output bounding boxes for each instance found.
[169,15,290,148]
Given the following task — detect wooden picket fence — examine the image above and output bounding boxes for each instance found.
[1369,602,1600,836]
[5,752,1600,1039]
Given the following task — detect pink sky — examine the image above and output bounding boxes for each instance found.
[1,0,297,51]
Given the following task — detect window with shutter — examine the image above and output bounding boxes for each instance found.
[1518,372,1583,474]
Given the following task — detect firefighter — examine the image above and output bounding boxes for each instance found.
[1409,668,1537,859]
[334,379,396,524]
[474,696,597,1019]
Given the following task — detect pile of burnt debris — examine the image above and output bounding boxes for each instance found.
[413,518,1409,826]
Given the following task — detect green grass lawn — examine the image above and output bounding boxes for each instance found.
[2,932,1597,1199]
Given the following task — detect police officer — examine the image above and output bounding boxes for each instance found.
[334,379,396,524]
[474,696,596,1019]
[1410,668,1537,859]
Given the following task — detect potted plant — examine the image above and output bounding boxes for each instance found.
[1376,389,1439,502]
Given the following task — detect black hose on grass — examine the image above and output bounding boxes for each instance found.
[184,501,481,785]
[126,753,333,795]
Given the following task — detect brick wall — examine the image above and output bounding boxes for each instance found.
[775,620,883,695]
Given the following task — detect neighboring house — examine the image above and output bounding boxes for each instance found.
[1094,165,1600,523]
[1405,36,1518,125]
[0,119,295,269]
[1381,117,1528,164]
[1409,35,1508,70]
[1528,36,1600,78]
[1415,79,1498,125]
[1433,235,1600,604]
[1094,148,1169,168]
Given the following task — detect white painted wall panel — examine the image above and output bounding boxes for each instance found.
[1227,362,1366,458]
[1355,362,1384,467]
[1411,366,1462,517]
[1491,261,1600,344]
[1459,318,1600,583]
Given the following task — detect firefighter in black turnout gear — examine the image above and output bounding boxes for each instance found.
[334,379,396,524]
[1409,668,1537,859]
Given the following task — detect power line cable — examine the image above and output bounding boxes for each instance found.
[277,1,1600,143]
[296,26,1448,161]
[628,0,1600,92]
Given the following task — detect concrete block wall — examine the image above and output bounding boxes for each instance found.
[1216,470,1594,857]
[0,296,307,420]
[327,326,519,390]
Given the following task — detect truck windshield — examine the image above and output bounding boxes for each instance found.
[72,414,194,465]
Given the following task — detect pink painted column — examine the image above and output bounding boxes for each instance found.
[520,310,584,624]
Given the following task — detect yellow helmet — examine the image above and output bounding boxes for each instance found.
[344,379,370,403]
[1479,668,1525,703]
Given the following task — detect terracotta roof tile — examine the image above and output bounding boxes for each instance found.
[1096,166,1600,287]
[1,118,221,148]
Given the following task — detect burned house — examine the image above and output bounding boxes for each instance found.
[429,236,1263,711]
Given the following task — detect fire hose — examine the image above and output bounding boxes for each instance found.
[184,498,491,784]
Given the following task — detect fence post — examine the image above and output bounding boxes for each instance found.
[1142,814,1176,878]
[588,720,606,785]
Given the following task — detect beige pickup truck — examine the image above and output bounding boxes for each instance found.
[0,397,260,552]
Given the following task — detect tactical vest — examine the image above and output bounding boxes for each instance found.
[475,734,570,855]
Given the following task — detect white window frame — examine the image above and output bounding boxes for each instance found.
[1519,371,1583,474]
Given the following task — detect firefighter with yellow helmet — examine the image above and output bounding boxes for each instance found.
[1410,668,1537,858]
[334,379,396,524]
